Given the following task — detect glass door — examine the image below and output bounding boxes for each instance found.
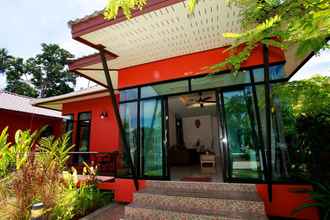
[140,98,167,178]
[220,87,264,181]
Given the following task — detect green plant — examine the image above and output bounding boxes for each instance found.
[37,132,75,170]
[0,127,113,219]
[0,127,14,178]
[50,166,113,220]
[294,181,330,220]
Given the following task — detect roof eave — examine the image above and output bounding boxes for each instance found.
[69,0,185,38]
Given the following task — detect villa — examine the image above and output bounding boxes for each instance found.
[33,1,318,219]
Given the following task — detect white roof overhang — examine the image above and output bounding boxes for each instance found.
[69,0,312,87]
[76,0,241,70]
[32,86,116,111]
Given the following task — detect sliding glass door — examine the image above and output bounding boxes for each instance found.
[220,87,264,181]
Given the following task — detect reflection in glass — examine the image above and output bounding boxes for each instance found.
[253,64,285,82]
[140,99,164,176]
[120,102,138,177]
[76,112,91,162]
[120,88,138,102]
[222,88,263,180]
[141,80,189,98]
[191,71,250,91]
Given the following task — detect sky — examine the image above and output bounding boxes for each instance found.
[0,1,329,90]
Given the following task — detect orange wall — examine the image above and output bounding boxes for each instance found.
[62,96,120,152]
[118,45,285,89]
[257,184,319,220]
[0,109,63,142]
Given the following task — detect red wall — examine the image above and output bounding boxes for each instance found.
[0,109,63,142]
[257,184,319,220]
[62,96,120,152]
[118,45,285,89]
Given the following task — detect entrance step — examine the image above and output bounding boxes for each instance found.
[124,181,268,220]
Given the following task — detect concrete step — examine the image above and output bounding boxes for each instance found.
[125,204,246,220]
[147,180,258,193]
[133,191,266,218]
[139,186,262,201]
[124,181,268,220]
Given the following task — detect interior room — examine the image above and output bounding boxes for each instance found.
[167,91,223,182]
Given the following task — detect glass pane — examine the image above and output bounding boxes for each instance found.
[77,123,90,152]
[64,114,74,132]
[120,102,138,177]
[140,99,164,176]
[120,88,138,102]
[253,64,285,82]
[222,87,263,180]
[256,84,291,181]
[191,71,250,91]
[78,112,91,121]
[141,80,189,98]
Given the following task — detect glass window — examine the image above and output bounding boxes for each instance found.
[120,101,138,177]
[78,112,91,121]
[252,64,285,82]
[64,114,74,132]
[191,70,251,91]
[140,99,164,177]
[64,114,74,145]
[141,80,189,98]
[76,112,91,153]
[222,87,263,180]
[120,88,138,102]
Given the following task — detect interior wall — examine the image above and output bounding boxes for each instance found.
[182,115,213,151]
[211,116,220,156]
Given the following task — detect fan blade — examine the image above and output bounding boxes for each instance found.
[203,100,217,103]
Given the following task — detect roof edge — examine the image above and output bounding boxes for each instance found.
[70,0,185,38]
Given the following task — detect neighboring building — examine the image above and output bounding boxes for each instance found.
[34,1,319,219]
[0,90,63,141]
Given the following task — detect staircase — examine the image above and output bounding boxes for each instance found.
[124,180,268,220]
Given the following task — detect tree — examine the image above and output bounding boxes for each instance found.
[5,57,37,97]
[0,49,12,72]
[3,44,76,98]
[104,0,330,72]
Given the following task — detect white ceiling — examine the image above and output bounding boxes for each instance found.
[81,0,241,69]
[168,91,217,118]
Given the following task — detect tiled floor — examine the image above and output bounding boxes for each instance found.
[170,163,224,182]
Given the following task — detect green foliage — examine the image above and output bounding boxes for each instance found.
[0,127,113,219]
[294,181,330,220]
[220,0,330,72]
[38,132,75,169]
[273,76,330,119]
[273,76,330,179]
[2,43,76,98]
[51,167,113,220]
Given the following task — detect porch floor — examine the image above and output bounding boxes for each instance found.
[170,163,223,182]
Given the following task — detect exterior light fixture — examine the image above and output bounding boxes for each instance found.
[100,111,108,119]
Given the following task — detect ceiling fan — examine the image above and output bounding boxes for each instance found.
[180,92,216,108]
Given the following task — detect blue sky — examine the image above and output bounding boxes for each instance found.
[0,1,329,89]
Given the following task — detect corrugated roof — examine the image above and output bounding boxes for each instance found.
[0,90,62,118]
[68,10,104,28]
